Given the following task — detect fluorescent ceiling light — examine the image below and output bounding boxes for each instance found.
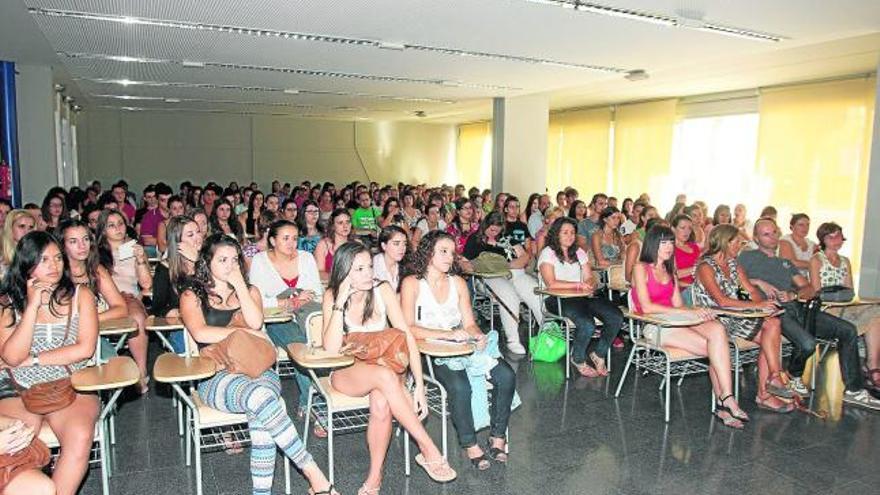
[523,0,786,42]
[31,7,629,73]
[181,60,206,68]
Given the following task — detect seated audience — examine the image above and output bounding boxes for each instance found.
[778,213,816,277]
[322,242,456,492]
[590,206,625,268]
[693,224,791,412]
[739,218,879,409]
[401,231,516,469]
[672,214,701,305]
[576,193,607,251]
[314,208,355,279]
[373,226,408,291]
[537,217,623,377]
[632,225,748,428]
[525,193,543,238]
[179,234,336,495]
[156,194,186,254]
[0,231,100,495]
[446,198,479,255]
[96,211,152,392]
[412,204,447,249]
[296,200,323,255]
[209,198,244,242]
[810,222,880,394]
[463,212,543,355]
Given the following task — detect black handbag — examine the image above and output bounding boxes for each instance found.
[819,285,855,303]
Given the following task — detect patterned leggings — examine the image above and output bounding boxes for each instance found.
[198,369,314,495]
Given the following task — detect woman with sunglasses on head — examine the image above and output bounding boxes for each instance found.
[632,225,748,428]
[322,242,455,493]
[400,230,515,471]
[0,231,99,495]
[95,210,152,392]
[179,234,337,495]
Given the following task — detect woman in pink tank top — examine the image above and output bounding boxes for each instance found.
[631,225,748,429]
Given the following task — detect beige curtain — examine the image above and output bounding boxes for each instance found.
[609,99,678,199]
[756,77,876,279]
[456,121,492,189]
[546,107,612,197]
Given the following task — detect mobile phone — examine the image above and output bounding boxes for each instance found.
[277,287,300,299]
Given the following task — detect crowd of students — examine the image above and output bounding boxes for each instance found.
[0,178,877,494]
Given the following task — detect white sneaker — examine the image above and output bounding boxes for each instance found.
[506,341,527,355]
[788,377,810,397]
[843,389,880,411]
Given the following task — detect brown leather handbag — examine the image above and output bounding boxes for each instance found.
[8,302,77,416]
[200,330,277,379]
[0,438,51,491]
[342,328,410,374]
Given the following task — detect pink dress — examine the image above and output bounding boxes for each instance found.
[631,263,675,313]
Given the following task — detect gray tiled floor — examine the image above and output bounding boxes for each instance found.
[76,340,879,495]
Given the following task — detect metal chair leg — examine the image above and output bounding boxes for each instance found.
[614,344,638,397]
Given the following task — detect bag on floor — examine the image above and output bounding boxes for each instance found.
[528,321,567,363]
[201,330,276,378]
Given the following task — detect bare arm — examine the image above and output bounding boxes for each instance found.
[809,255,822,291]
[313,239,331,277]
[591,231,609,268]
[96,266,129,321]
[778,239,809,270]
[321,290,346,353]
[624,241,640,283]
[381,283,425,387]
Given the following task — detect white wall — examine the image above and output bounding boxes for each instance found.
[77,110,456,193]
[15,64,57,204]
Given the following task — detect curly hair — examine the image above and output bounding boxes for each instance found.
[544,216,579,262]
[178,233,248,308]
[403,230,462,280]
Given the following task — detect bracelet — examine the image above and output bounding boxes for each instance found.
[331,304,343,312]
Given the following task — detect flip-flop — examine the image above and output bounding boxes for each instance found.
[415,454,457,483]
[571,359,599,378]
[756,396,795,414]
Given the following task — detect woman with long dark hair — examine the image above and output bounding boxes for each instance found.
[446,198,478,255]
[401,230,515,470]
[322,241,455,493]
[537,217,623,377]
[0,231,100,495]
[631,225,748,428]
[179,234,336,495]
[313,208,354,278]
[209,198,244,242]
[373,226,408,291]
[296,200,323,255]
[238,190,264,238]
[40,193,68,231]
[95,210,152,391]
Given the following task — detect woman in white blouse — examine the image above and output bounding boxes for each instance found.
[248,219,322,415]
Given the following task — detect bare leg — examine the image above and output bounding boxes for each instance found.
[124,296,150,389]
[331,363,442,460]
[863,318,880,370]
[3,469,55,495]
[753,326,790,409]
[45,394,99,495]
[363,390,393,490]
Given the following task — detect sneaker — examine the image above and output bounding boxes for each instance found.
[788,377,810,397]
[842,389,880,411]
[506,341,527,355]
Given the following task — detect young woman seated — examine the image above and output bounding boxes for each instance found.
[322,242,456,494]
[313,208,354,280]
[672,214,701,305]
[179,234,336,495]
[590,206,625,269]
[693,224,793,413]
[537,217,623,377]
[95,210,152,392]
[150,215,203,353]
[372,226,408,292]
[810,222,880,394]
[400,231,515,471]
[0,231,100,495]
[462,212,543,355]
[631,225,748,428]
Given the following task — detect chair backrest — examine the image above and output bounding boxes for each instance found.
[608,263,626,289]
[305,311,324,348]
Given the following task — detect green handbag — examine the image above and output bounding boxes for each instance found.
[528,321,567,363]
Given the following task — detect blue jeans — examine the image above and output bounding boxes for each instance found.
[547,296,623,364]
[266,321,312,410]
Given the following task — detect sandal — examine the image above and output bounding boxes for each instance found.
[716,394,750,423]
[766,372,794,399]
[467,452,491,471]
[485,437,508,463]
[571,359,599,378]
[357,484,380,495]
[713,408,744,430]
[313,423,328,438]
[589,352,608,376]
[309,484,339,495]
[756,394,795,414]
[415,453,457,483]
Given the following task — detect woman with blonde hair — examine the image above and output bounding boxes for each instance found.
[0,211,36,276]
